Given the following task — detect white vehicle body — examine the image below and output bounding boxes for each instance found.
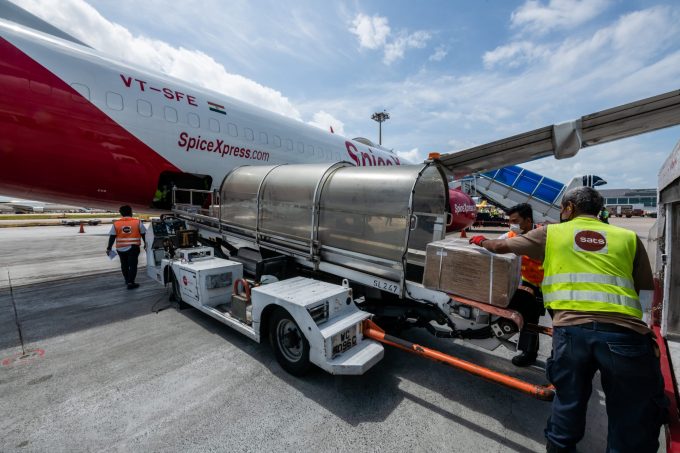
[145,231,383,376]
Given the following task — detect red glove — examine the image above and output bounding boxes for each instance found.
[469,235,488,247]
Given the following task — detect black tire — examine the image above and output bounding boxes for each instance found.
[268,308,311,376]
[171,271,192,310]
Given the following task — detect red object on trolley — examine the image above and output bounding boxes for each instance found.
[233,278,251,300]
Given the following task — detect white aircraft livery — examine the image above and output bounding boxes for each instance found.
[0,1,406,209]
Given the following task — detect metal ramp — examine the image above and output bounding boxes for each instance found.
[462,165,566,224]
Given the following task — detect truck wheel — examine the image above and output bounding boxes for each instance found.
[171,272,191,310]
[268,308,311,376]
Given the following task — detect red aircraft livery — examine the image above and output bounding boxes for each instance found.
[0,4,476,230]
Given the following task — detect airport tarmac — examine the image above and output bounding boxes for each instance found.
[0,218,656,452]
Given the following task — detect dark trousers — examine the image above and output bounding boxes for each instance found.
[117,245,140,284]
[508,285,543,325]
[545,323,667,452]
[507,285,544,355]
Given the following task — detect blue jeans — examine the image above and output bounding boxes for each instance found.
[545,323,667,452]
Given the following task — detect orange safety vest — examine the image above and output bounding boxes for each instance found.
[507,228,544,286]
[113,217,142,248]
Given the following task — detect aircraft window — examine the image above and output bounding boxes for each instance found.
[209,118,220,132]
[296,142,304,154]
[314,146,323,158]
[187,113,200,128]
[70,83,90,102]
[164,106,178,123]
[106,91,123,111]
[245,128,254,141]
[273,135,281,148]
[228,123,238,137]
[137,99,152,117]
[259,132,268,144]
[29,80,51,96]
[335,152,342,161]
[305,144,314,156]
[285,139,293,151]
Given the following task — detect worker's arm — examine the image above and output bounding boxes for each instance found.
[106,234,115,252]
[476,237,512,254]
[106,223,116,252]
[139,220,147,249]
[633,236,654,293]
[470,227,546,261]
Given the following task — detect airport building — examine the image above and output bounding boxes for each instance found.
[597,188,657,208]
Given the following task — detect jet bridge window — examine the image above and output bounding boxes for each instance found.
[70,83,90,102]
[106,91,123,111]
[164,106,178,123]
[209,118,220,132]
[137,100,152,117]
[187,113,200,128]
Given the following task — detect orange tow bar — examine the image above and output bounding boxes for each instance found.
[362,319,555,401]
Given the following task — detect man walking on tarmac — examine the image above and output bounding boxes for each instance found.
[497,203,544,367]
[106,205,147,289]
[468,187,666,452]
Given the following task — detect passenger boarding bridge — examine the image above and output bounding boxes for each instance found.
[459,165,565,224]
[459,165,605,224]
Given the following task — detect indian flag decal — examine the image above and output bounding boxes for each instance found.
[207,101,226,115]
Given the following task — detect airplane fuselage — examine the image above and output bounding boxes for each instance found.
[0,12,477,230]
[0,18,400,209]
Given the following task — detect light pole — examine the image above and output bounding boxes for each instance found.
[371,110,390,145]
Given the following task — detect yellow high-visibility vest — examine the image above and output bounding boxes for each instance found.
[542,216,641,318]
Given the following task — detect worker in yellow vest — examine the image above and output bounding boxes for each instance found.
[497,203,545,367]
[469,187,665,453]
[106,205,147,289]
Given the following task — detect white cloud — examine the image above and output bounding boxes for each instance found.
[308,111,346,136]
[15,0,301,119]
[383,30,431,65]
[349,13,390,50]
[306,5,680,187]
[429,45,448,62]
[522,138,669,189]
[482,5,680,91]
[483,41,549,68]
[511,0,611,34]
[396,147,422,164]
[349,13,432,65]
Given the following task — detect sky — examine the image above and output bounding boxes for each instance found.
[14,0,680,189]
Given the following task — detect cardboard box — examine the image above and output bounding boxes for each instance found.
[423,238,521,307]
